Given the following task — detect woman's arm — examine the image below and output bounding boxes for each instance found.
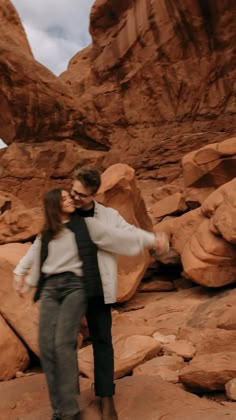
[13,236,42,294]
[13,236,41,276]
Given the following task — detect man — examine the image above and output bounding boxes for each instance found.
[69,167,168,420]
[13,166,169,420]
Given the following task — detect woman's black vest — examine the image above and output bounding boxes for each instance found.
[33,213,103,302]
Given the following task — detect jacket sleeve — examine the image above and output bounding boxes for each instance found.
[13,236,42,288]
[85,218,155,256]
[110,208,139,232]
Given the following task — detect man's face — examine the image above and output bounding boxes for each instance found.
[71,180,95,210]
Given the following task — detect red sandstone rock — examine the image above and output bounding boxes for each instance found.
[133,354,185,383]
[61,0,236,174]
[0,257,39,355]
[149,192,188,221]
[96,163,153,301]
[180,352,236,391]
[0,207,43,244]
[202,178,236,244]
[79,334,161,380]
[0,314,29,380]
[182,137,236,188]
[0,141,105,206]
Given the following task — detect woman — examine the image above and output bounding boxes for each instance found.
[14,188,169,420]
[18,189,87,420]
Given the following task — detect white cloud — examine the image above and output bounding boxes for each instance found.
[11,0,95,74]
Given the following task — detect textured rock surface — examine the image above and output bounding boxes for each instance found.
[202,178,236,243]
[133,354,185,383]
[96,164,153,301]
[61,0,236,175]
[79,333,161,380]
[0,141,105,205]
[0,314,29,380]
[1,0,235,183]
[0,257,39,355]
[181,179,236,287]
[182,137,236,187]
[180,352,236,391]
[0,0,109,152]
[0,207,43,244]
[1,373,236,420]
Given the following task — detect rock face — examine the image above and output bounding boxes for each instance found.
[0,314,29,380]
[0,0,235,186]
[182,137,236,187]
[79,334,161,380]
[2,374,236,420]
[0,0,107,150]
[0,257,39,355]
[0,141,106,206]
[96,163,153,301]
[181,178,236,287]
[61,0,236,175]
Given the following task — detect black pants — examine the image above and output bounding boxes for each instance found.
[86,296,115,397]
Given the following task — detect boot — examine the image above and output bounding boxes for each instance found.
[51,414,62,420]
[100,397,118,420]
[62,412,81,420]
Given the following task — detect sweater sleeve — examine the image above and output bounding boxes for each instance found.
[13,236,42,288]
[13,236,41,276]
[85,218,155,256]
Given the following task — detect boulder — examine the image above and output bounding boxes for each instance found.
[133,354,185,383]
[225,378,236,401]
[202,178,236,244]
[79,334,161,379]
[0,314,29,380]
[181,218,236,287]
[149,192,188,221]
[182,137,236,188]
[0,257,39,355]
[96,163,153,301]
[0,141,105,206]
[0,207,43,244]
[180,352,236,391]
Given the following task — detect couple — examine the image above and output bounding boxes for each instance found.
[13,166,169,420]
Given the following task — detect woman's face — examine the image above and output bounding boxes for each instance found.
[60,190,75,214]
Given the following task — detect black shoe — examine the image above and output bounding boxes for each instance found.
[101,397,118,420]
[51,414,62,420]
[62,413,80,420]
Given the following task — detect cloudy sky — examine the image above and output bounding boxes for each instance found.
[0,1,94,148]
[11,0,95,75]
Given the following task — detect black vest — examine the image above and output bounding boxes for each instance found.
[33,213,103,302]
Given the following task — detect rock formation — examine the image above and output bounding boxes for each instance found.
[0,0,235,195]
[0,1,236,418]
[61,0,236,175]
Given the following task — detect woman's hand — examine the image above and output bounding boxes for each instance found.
[13,274,32,296]
[13,274,25,294]
[153,232,170,256]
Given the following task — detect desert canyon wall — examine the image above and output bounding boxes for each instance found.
[0,1,236,418]
[0,0,235,205]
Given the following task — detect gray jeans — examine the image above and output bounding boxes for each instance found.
[39,272,87,417]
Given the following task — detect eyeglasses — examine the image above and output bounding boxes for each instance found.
[71,189,92,199]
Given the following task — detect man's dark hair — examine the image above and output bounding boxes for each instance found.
[73,166,101,194]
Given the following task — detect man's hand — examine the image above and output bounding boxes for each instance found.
[153,232,170,256]
[13,274,24,294]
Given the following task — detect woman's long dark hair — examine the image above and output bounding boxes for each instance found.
[41,188,64,241]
